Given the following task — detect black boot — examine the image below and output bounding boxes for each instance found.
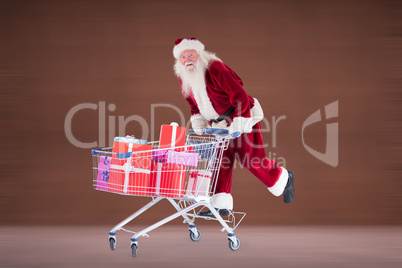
[283,171,295,204]
[198,208,231,217]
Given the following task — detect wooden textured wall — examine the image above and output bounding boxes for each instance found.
[1,0,401,225]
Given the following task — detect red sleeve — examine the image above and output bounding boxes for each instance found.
[185,96,200,115]
[212,63,251,118]
[179,78,200,115]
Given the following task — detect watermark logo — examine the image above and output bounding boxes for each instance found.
[302,100,339,167]
[65,100,339,168]
[64,102,186,148]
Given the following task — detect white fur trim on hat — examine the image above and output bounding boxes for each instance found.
[211,193,233,210]
[268,167,289,196]
[173,39,205,59]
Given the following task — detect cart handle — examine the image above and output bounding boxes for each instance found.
[116,152,132,159]
[189,128,241,138]
[91,147,113,155]
[189,128,229,135]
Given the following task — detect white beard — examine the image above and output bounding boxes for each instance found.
[174,51,221,120]
[175,59,206,97]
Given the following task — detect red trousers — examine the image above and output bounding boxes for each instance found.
[215,122,282,194]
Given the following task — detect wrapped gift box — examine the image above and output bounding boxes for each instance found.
[152,146,194,164]
[167,150,199,167]
[113,137,148,154]
[96,156,111,191]
[152,149,170,162]
[149,162,186,198]
[159,122,186,149]
[185,170,212,197]
[108,143,152,195]
[114,136,147,144]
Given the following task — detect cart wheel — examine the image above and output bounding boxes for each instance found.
[189,228,201,242]
[228,237,240,251]
[131,244,138,257]
[109,238,116,251]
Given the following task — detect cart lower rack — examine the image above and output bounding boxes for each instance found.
[91,128,246,256]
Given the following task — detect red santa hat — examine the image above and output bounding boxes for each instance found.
[173,37,205,59]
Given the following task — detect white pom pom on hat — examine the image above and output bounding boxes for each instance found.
[173,37,205,59]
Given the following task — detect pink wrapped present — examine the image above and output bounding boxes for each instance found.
[152,146,195,163]
[167,150,199,167]
[152,149,170,162]
[96,156,111,191]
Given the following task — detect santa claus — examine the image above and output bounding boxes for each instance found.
[173,38,295,217]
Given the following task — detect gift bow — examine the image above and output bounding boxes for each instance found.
[110,162,151,194]
[188,171,211,195]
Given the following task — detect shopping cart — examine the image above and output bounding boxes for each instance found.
[91,128,246,257]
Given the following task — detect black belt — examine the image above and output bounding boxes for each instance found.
[210,106,235,123]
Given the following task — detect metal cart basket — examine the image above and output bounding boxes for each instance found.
[91,128,246,256]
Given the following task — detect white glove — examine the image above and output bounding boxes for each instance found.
[191,114,208,135]
[228,117,254,137]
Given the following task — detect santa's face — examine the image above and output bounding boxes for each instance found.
[179,50,199,71]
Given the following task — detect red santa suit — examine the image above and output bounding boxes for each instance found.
[173,38,290,210]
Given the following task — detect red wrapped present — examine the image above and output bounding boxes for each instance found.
[108,143,152,195]
[159,122,186,149]
[149,161,186,198]
[112,138,149,154]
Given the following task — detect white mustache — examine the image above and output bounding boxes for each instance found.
[186,62,195,67]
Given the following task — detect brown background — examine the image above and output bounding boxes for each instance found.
[1,0,401,225]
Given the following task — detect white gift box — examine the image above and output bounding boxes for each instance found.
[185,170,212,197]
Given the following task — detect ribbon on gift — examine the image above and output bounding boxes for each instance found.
[151,161,187,197]
[155,162,163,195]
[170,122,178,148]
[190,172,198,194]
[186,170,211,196]
[159,122,186,149]
[111,163,151,194]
